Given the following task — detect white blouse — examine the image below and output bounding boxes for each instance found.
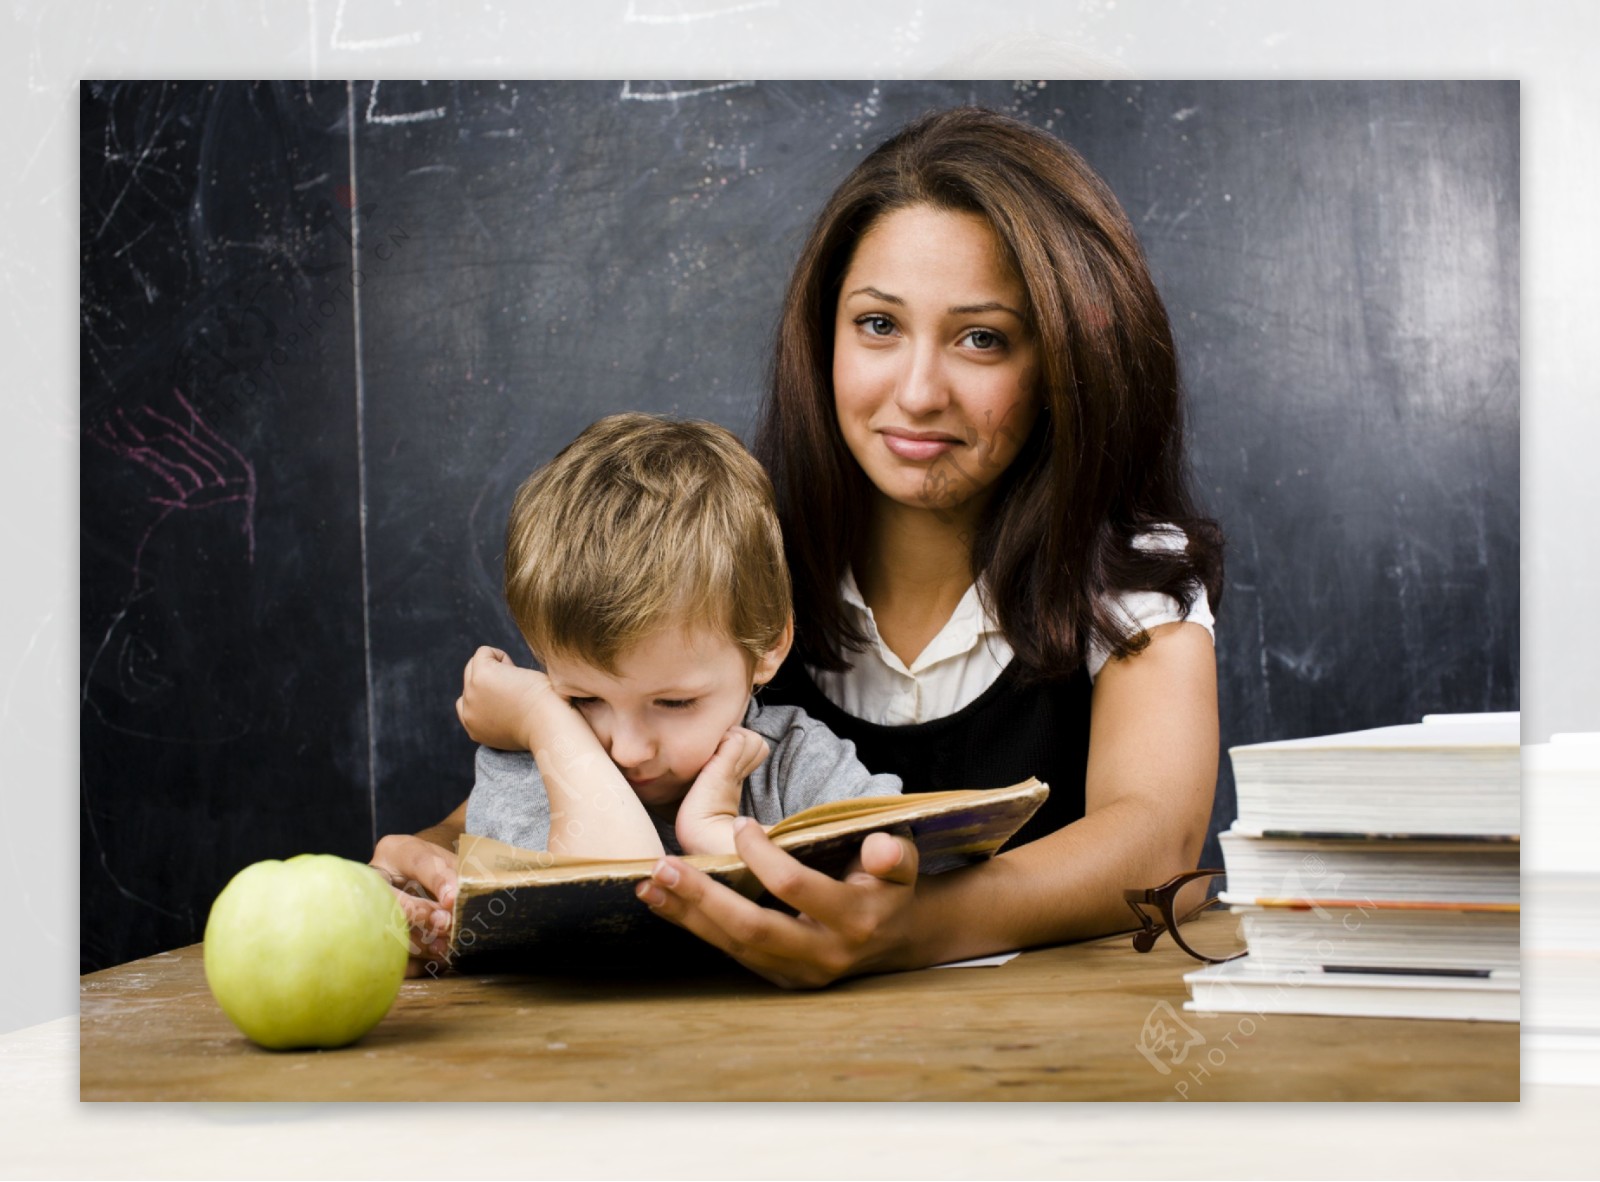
[808,532,1215,727]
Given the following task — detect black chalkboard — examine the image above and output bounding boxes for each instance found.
[80,80,1518,972]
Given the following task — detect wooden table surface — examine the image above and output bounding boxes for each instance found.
[80,915,1518,1101]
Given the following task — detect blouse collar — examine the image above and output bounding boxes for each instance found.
[837,566,1003,676]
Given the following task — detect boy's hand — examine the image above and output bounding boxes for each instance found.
[370,833,458,979]
[675,727,771,855]
[456,646,556,751]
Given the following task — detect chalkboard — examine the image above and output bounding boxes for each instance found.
[80,80,1518,972]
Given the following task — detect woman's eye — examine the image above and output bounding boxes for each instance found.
[857,314,896,337]
[656,698,698,711]
[964,328,1006,350]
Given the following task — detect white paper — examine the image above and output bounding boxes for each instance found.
[931,952,1021,969]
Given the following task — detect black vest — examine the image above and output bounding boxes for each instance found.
[764,654,1092,851]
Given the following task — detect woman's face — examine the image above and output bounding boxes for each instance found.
[832,204,1042,524]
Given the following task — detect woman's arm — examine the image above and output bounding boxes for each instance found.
[415,799,468,853]
[370,799,465,978]
[637,621,1218,985]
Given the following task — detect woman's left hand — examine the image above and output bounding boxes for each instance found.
[636,818,923,988]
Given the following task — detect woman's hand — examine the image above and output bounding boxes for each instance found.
[456,645,553,751]
[637,818,923,988]
[370,833,459,979]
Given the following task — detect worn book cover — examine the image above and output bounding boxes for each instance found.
[449,779,1047,970]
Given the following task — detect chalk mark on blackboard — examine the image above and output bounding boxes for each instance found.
[110,221,156,260]
[81,391,257,703]
[347,81,381,853]
[92,82,182,243]
[80,393,254,921]
[624,0,777,23]
[87,391,259,575]
[81,788,189,923]
[621,80,756,103]
[1266,639,1330,684]
[365,80,446,125]
[330,0,422,50]
[1242,518,1273,732]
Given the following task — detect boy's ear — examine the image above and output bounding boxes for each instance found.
[752,616,794,688]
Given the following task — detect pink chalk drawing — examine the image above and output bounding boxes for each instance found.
[82,389,258,718]
[80,391,259,917]
[88,388,258,578]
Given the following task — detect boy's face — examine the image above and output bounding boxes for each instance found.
[543,623,780,818]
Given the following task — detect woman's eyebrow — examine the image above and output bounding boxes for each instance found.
[846,287,1026,322]
[948,300,1027,319]
[845,285,903,304]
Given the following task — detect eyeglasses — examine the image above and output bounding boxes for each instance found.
[1123,869,1246,964]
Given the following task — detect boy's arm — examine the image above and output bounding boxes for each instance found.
[460,646,663,859]
[674,727,772,854]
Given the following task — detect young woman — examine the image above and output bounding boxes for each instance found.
[376,107,1224,985]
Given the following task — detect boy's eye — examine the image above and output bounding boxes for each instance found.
[566,696,599,709]
[656,698,697,711]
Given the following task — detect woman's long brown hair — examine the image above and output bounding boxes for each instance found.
[756,106,1224,680]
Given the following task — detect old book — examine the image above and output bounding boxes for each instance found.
[1216,828,1521,905]
[1228,712,1519,837]
[1225,899,1521,974]
[1184,958,1520,1022]
[448,779,1048,970]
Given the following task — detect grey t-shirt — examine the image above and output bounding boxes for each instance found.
[465,698,902,855]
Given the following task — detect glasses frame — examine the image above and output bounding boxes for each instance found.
[1123,868,1244,964]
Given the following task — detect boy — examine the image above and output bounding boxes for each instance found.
[461,413,900,861]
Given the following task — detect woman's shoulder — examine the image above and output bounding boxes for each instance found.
[1088,523,1215,678]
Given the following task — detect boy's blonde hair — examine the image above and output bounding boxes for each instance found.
[505,413,792,673]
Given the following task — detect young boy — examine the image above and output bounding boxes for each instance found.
[460,413,900,860]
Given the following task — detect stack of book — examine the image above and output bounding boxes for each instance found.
[1184,712,1520,1022]
[1523,733,1600,1083]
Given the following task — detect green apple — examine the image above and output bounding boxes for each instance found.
[204,853,410,1050]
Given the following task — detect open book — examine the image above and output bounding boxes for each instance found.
[448,779,1047,970]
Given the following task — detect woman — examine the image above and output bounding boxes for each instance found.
[375,107,1224,986]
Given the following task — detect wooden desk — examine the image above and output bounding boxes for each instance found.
[80,917,1517,1101]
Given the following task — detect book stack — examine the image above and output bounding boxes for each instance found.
[1184,713,1521,1022]
[1523,733,1600,1084]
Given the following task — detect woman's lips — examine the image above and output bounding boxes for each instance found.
[880,430,959,461]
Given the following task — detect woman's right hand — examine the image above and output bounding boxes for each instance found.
[456,645,552,751]
[370,833,459,978]
[638,820,927,988]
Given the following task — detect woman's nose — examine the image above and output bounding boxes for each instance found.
[894,341,951,416]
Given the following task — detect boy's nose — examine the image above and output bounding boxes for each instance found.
[606,720,655,769]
